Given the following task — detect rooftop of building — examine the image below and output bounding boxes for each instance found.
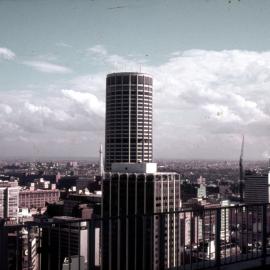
[107,71,152,77]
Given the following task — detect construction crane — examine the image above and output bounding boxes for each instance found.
[239,135,245,202]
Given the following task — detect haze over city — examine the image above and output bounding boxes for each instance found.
[1,0,270,160]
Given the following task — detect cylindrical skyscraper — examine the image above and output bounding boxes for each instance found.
[105,72,153,171]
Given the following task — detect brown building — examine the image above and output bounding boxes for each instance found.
[19,189,60,209]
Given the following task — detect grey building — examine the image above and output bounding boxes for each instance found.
[244,171,270,204]
[105,72,153,171]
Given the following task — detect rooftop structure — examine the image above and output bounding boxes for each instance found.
[111,162,157,173]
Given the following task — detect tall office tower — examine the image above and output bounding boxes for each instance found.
[105,72,153,171]
[102,163,181,270]
[0,181,19,220]
[102,72,181,269]
[244,170,270,204]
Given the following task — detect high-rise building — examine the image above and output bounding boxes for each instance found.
[0,181,19,220]
[102,163,181,270]
[244,171,270,204]
[105,72,153,171]
[102,72,181,269]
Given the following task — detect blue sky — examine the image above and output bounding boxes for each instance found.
[1,0,270,159]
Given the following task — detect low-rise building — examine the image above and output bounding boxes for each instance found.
[19,189,60,209]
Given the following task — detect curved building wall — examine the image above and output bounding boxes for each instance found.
[105,72,153,171]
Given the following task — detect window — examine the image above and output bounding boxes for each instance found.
[131,75,137,84]
[111,76,115,85]
[123,76,129,84]
[138,76,144,84]
[116,76,122,84]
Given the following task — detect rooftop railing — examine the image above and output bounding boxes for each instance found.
[1,203,270,270]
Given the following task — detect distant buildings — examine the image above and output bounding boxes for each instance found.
[197,176,206,185]
[19,178,60,209]
[62,191,101,218]
[181,182,197,202]
[19,189,60,209]
[197,184,207,199]
[76,176,100,192]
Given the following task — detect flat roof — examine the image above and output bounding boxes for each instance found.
[107,72,152,77]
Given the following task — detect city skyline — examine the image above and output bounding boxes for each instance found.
[1,0,270,160]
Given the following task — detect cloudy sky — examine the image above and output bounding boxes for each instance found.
[1,0,270,160]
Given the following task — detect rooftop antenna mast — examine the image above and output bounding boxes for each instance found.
[99,144,104,178]
[239,135,245,202]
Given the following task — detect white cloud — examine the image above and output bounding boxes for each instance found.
[23,61,72,74]
[262,151,270,159]
[1,48,270,159]
[62,89,105,117]
[0,47,16,60]
[144,49,270,158]
[87,44,145,72]
[70,73,105,93]
[0,104,13,114]
[88,44,107,56]
[202,104,242,123]
[55,42,72,48]
[146,50,270,129]
[24,102,53,117]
